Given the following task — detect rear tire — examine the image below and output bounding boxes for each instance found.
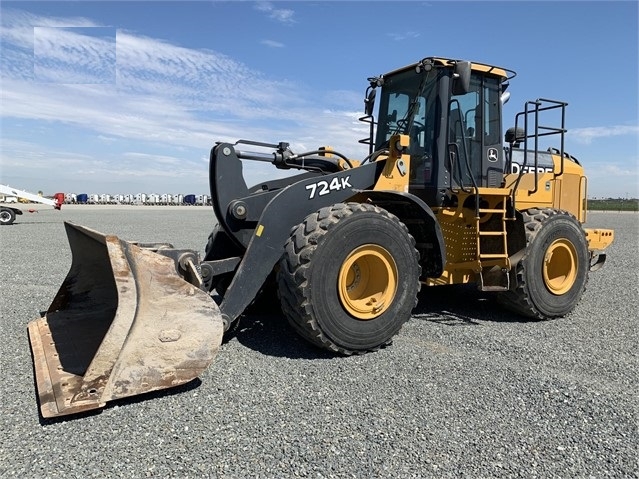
[0,208,16,226]
[498,208,589,319]
[277,203,421,354]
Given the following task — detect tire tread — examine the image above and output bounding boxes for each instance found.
[277,203,420,355]
[498,208,588,319]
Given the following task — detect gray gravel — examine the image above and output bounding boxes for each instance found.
[1,206,637,478]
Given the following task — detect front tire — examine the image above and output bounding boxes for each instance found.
[277,203,421,354]
[0,208,16,226]
[498,208,589,319]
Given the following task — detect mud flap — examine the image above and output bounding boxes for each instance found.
[27,222,224,418]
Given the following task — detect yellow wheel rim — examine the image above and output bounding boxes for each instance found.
[543,239,578,295]
[338,245,398,320]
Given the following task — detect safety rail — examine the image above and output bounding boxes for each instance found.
[510,98,568,195]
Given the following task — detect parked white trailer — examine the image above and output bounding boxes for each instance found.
[146,194,159,205]
[0,184,62,225]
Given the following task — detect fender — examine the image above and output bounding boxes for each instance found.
[362,190,446,279]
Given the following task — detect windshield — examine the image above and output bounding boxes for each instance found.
[374,67,441,151]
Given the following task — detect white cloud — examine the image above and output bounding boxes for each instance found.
[123,152,184,166]
[1,25,311,150]
[571,125,639,144]
[1,10,367,151]
[587,162,639,177]
[255,2,295,23]
[0,9,100,46]
[1,9,104,81]
[602,164,638,176]
[0,138,103,176]
[387,31,421,42]
[34,26,116,83]
[0,138,210,194]
[0,8,372,194]
[255,1,295,24]
[261,39,285,48]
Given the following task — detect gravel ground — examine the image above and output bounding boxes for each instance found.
[1,206,637,478]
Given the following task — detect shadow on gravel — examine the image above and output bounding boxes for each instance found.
[223,284,538,359]
[413,284,537,325]
[37,379,203,425]
[34,288,536,423]
[4,221,62,226]
[228,312,336,360]
[35,317,330,424]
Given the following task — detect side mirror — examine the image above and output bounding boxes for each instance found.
[364,87,376,116]
[452,61,471,95]
[505,126,525,147]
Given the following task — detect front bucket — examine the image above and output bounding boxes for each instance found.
[27,222,224,418]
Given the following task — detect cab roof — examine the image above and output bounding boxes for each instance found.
[384,56,517,81]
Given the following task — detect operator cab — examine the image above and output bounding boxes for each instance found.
[368,57,515,206]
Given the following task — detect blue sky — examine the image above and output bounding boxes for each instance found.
[1,1,637,198]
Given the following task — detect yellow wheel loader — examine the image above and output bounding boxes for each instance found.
[28,57,614,418]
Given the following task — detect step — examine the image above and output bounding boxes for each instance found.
[478,208,506,214]
[478,269,511,292]
[479,253,509,259]
[480,284,511,292]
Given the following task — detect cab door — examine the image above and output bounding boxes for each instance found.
[448,74,504,189]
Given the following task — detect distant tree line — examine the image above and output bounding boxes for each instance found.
[588,198,639,212]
